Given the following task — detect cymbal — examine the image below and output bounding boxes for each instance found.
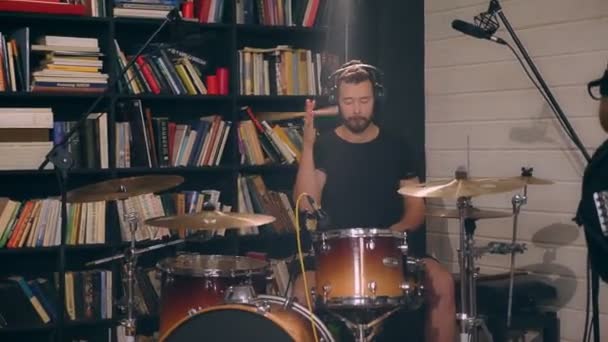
[398,177,524,199]
[509,175,554,185]
[66,175,184,203]
[426,207,512,219]
[144,211,276,230]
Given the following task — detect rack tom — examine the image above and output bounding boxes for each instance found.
[312,228,411,309]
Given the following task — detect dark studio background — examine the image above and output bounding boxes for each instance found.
[322,0,427,254]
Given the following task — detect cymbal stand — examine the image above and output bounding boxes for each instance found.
[507,168,530,327]
[456,197,493,342]
[326,307,401,342]
[120,210,140,342]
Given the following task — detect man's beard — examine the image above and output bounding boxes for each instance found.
[341,114,373,133]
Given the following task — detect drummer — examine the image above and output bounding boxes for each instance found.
[293,61,456,342]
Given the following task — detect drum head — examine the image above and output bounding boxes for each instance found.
[157,254,268,277]
[163,308,293,342]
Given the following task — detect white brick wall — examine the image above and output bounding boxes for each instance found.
[424,1,608,341]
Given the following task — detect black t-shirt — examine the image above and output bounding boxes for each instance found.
[575,138,608,282]
[313,129,418,230]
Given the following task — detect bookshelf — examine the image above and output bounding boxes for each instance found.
[0,1,331,341]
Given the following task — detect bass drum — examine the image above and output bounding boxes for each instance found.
[160,295,335,342]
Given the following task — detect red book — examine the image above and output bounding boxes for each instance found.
[135,56,161,94]
[206,75,218,95]
[216,67,228,95]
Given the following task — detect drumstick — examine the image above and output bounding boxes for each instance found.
[256,106,339,122]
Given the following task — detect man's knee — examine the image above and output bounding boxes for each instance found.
[422,258,455,301]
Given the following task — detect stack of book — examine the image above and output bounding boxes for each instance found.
[114,41,226,95]
[238,45,324,96]
[113,0,180,19]
[0,107,53,170]
[238,106,302,165]
[236,0,328,27]
[0,29,30,92]
[31,35,107,93]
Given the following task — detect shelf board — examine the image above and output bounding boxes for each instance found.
[116,94,232,101]
[0,92,110,100]
[0,12,109,24]
[236,24,327,35]
[237,95,326,102]
[0,168,113,177]
[113,17,231,30]
[0,323,55,333]
[239,164,298,173]
[113,165,234,174]
[0,246,59,255]
[65,244,112,252]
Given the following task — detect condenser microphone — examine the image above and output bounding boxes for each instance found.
[451,19,507,45]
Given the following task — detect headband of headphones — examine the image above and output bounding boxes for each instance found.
[327,62,385,104]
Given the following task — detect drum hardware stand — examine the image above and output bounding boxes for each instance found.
[326,307,401,342]
[120,211,140,342]
[456,197,494,342]
[506,167,531,328]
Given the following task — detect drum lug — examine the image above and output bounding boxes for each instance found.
[368,281,377,298]
[322,284,331,301]
[365,238,375,250]
[400,282,411,296]
[398,232,409,255]
[225,285,257,304]
[254,300,271,314]
[187,307,202,316]
[321,234,331,253]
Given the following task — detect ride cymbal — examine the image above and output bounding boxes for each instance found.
[425,207,512,219]
[66,175,184,203]
[398,177,525,199]
[145,211,276,231]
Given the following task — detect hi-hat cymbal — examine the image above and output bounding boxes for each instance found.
[145,211,276,231]
[66,175,184,203]
[426,207,512,219]
[509,175,554,185]
[398,177,525,199]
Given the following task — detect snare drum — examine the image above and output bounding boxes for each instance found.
[157,254,270,338]
[312,228,410,309]
[160,295,335,342]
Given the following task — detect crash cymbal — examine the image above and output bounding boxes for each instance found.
[508,175,554,185]
[426,207,512,219]
[398,177,525,199]
[66,175,184,203]
[144,211,276,231]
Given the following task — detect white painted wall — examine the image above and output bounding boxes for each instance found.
[424,1,608,341]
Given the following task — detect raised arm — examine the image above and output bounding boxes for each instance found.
[293,99,326,211]
[390,177,426,232]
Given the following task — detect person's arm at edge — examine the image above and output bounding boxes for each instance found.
[390,177,426,232]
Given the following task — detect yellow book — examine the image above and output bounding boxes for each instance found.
[45,65,100,73]
[175,64,197,95]
[272,125,301,162]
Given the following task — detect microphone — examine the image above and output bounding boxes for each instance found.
[451,19,507,45]
[304,194,331,230]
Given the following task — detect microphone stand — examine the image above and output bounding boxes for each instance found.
[488,0,591,163]
[488,2,598,341]
[36,8,181,342]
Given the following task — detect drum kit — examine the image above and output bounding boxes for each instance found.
[68,165,552,342]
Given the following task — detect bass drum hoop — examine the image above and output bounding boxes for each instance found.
[160,295,335,342]
[312,228,406,241]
